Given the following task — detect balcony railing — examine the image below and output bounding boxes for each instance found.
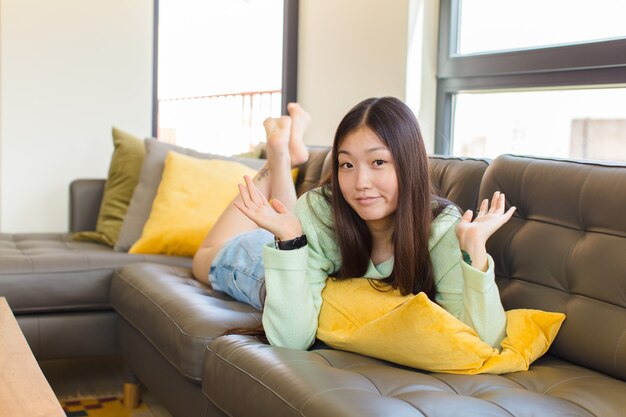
[157,89,282,156]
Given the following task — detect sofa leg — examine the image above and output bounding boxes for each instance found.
[123,368,140,409]
[123,382,140,409]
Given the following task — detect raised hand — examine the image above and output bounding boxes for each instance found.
[455,191,516,271]
[233,175,303,241]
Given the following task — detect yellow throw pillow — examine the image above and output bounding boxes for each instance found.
[317,278,566,374]
[129,152,257,257]
[74,127,145,246]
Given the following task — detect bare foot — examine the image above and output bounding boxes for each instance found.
[263,116,292,161]
[287,103,310,166]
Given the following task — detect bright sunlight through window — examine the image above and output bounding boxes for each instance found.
[453,88,626,162]
[457,0,626,54]
[158,0,284,155]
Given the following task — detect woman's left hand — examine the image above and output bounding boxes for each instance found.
[234,175,303,241]
[455,191,516,271]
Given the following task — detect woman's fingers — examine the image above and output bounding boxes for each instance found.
[499,193,508,213]
[493,192,513,215]
[478,192,506,214]
[245,175,273,208]
[461,209,473,223]
[474,191,514,221]
[493,192,500,213]
[239,175,268,210]
[488,191,500,214]
[477,198,489,218]
[504,205,517,219]
[243,175,262,206]
[270,198,287,214]
[233,199,254,220]
[238,182,254,208]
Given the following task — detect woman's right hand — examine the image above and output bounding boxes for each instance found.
[234,175,303,241]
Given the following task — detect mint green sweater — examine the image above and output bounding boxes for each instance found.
[261,188,507,350]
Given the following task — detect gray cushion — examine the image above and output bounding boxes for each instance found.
[0,233,190,313]
[114,139,266,252]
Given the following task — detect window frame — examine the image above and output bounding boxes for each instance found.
[151,0,299,137]
[435,0,626,155]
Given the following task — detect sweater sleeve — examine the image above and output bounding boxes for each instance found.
[261,190,338,349]
[429,206,507,348]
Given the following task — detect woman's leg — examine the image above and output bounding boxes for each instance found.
[262,105,311,211]
[192,106,310,283]
[273,103,310,210]
[287,103,311,173]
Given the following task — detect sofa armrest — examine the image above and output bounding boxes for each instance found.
[69,179,105,233]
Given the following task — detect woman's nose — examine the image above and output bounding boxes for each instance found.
[355,168,372,190]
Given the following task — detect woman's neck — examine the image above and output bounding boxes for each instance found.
[367,218,394,265]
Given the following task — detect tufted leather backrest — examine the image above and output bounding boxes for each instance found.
[429,156,491,212]
[481,154,626,381]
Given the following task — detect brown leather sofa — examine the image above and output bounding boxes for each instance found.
[1,149,625,417]
[203,154,626,417]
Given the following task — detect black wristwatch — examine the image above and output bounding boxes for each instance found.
[275,234,308,250]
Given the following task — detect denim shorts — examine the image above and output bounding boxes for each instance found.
[208,229,274,310]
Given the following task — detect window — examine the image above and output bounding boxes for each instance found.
[457,0,626,55]
[436,0,626,162]
[154,0,298,155]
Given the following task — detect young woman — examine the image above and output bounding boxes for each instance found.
[192,97,516,350]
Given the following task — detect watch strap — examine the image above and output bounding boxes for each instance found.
[275,234,308,250]
[461,249,472,266]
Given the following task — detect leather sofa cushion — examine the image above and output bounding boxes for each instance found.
[205,335,626,417]
[482,155,626,381]
[18,311,117,360]
[0,233,190,313]
[429,156,490,212]
[110,262,261,382]
[294,146,330,196]
[70,179,105,233]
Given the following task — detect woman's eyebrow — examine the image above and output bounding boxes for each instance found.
[365,146,389,153]
[337,146,389,155]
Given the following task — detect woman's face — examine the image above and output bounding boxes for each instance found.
[337,126,399,230]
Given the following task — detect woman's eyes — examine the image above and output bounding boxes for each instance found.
[339,160,387,169]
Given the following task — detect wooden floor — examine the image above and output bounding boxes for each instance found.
[39,355,173,417]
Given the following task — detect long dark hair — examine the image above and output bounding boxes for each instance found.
[321,96,448,298]
[227,97,449,343]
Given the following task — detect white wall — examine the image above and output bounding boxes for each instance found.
[298,0,408,146]
[0,0,153,232]
[0,0,438,232]
[406,0,439,152]
[297,0,439,150]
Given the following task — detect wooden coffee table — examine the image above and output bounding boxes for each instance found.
[0,297,65,417]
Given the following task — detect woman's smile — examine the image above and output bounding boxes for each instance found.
[355,195,382,205]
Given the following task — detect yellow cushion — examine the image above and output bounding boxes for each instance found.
[317,278,565,374]
[74,127,145,246]
[129,152,257,257]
